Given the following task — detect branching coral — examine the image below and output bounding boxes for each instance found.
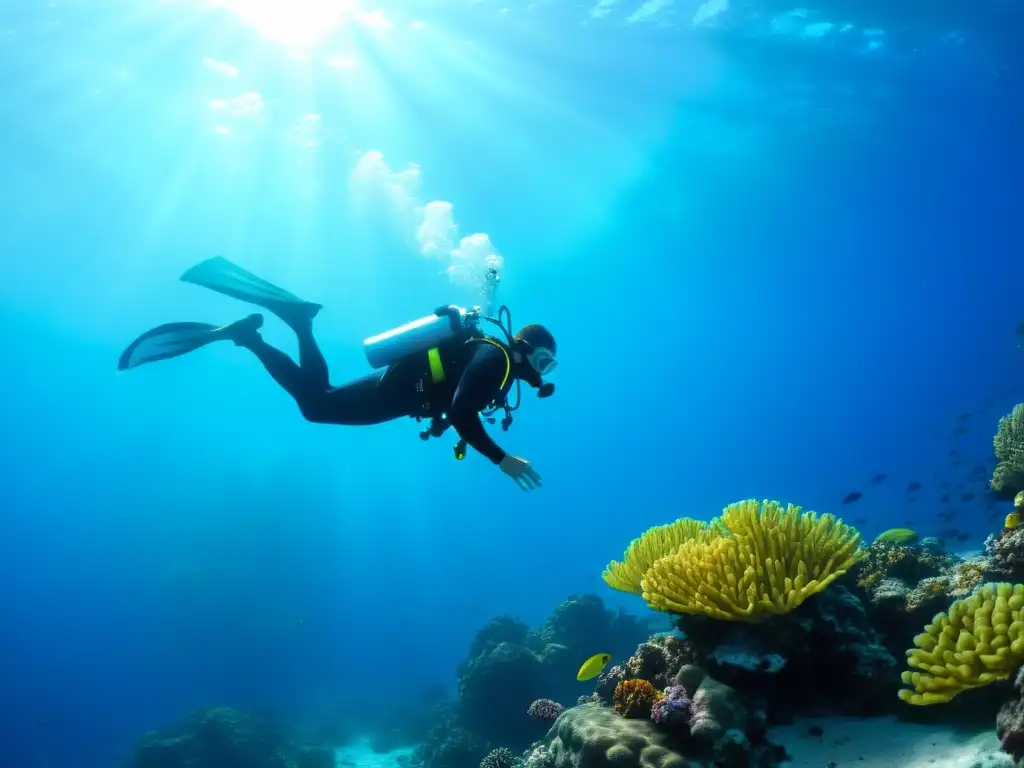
[480,748,517,768]
[602,518,720,595]
[993,404,1024,499]
[899,582,1024,705]
[527,699,564,722]
[612,679,660,718]
[640,500,864,621]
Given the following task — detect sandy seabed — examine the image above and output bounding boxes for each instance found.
[334,739,415,768]
[331,715,1014,768]
[770,715,1012,768]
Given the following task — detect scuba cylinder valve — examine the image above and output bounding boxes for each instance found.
[363,305,480,370]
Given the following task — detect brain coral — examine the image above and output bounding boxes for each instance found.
[545,703,688,768]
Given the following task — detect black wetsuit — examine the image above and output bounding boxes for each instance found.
[243,321,517,464]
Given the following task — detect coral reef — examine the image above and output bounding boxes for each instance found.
[458,640,546,742]
[997,666,1024,761]
[130,707,333,768]
[674,665,760,745]
[612,680,660,718]
[640,500,863,620]
[527,699,564,722]
[650,685,691,731]
[993,404,1024,500]
[899,582,1024,705]
[846,540,1003,661]
[527,668,785,768]
[984,527,1024,583]
[853,541,959,592]
[480,747,517,768]
[415,594,654,768]
[675,585,897,717]
[594,635,696,704]
[413,704,490,768]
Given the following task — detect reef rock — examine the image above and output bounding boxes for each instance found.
[846,541,999,661]
[530,684,784,768]
[412,704,490,768]
[420,594,655,768]
[130,707,332,768]
[997,666,1024,762]
[676,586,897,718]
[984,528,1024,584]
[458,641,546,744]
[594,635,696,704]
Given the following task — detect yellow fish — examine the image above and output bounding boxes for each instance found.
[1006,512,1021,530]
[873,528,918,545]
[576,653,611,681]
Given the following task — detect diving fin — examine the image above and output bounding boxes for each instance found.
[180,256,322,324]
[117,314,264,371]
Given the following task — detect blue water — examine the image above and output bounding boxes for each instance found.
[1,0,1022,765]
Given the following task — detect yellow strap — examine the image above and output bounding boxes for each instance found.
[427,347,446,384]
[478,338,511,390]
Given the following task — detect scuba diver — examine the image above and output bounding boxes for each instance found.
[117,257,557,491]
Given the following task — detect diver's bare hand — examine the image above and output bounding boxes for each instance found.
[499,455,542,491]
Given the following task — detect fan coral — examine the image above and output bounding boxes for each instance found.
[899,582,1024,705]
[480,747,517,768]
[993,404,1024,499]
[650,685,691,730]
[641,500,864,621]
[527,699,564,721]
[602,518,720,594]
[612,679,660,718]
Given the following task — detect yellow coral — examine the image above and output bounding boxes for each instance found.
[611,679,659,718]
[602,518,720,595]
[899,582,1024,705]
[640,500,864,621]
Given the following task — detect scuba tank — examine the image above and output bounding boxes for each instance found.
[363,305,480,370]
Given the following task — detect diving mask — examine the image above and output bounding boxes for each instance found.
[527,346,558,376]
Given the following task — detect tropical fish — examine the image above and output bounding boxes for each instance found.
[874,528,918,545]
[1007,513,1021,530]
[842,491,863,504]
[961,493,975,502]
[869,473,887,484]
[906,481,922,493]
[576,653,611,681]
[956,532,970,542]
[953,427,969,436]
[956,413,971,422]
[940,494,950,503]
